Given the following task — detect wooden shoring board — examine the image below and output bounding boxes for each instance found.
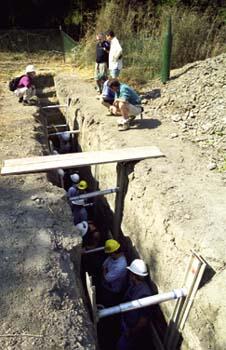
[164,251,207,350]
[1,146,164,176]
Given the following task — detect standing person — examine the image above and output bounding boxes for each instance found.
[68,180,89,225]
[106,30,123,78]
[117,259,153,350]
[58,131,72,154]
[95,33,110,94]
[14,64,36,105]
[99,239,128,307]
[108,79,143,131]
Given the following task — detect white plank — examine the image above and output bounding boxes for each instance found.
[1,146,164,175]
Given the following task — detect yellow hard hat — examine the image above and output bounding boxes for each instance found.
[76,180,88,190]
[105,239,120,254]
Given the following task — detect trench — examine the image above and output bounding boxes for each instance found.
[36,74,168,350]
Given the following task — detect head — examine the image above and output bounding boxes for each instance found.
[106,30,115,41]
[76,180,88,191]
[70,173,80,184]
[108,79,120,93]
[57,168,65,177]
[75,221,89,237]
[96,32,105,42]
[104,239,121,259]
[60,131,70,142]
[127,259,148,283]
[25,64,36,77]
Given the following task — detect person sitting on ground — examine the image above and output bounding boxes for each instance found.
[105,30,123,78]
[100,78,115,108]
[108,79,143,131]
[99,239,128,307]
[95,32,110,94]
[14,64,36,105]
[117,259,153,350]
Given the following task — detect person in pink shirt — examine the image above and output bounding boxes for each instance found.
[14,64,36,105]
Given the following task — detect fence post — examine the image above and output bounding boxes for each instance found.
[161,16,172,84]
[59,26,65,63]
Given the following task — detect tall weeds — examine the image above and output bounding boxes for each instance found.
[75,1,225,83]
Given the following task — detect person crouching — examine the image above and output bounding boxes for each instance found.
[14,64,36,105]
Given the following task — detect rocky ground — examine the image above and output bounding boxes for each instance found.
[140,53,226,172]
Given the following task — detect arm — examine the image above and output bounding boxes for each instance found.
[104,261,126,283]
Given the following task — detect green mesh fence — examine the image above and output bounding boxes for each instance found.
[60,29,78,62]
[0,29,62,53]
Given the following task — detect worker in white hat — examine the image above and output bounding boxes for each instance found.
[117,259,153,350]
[58,131,72,153]
[14,64,36,105]
[75,221,89,237]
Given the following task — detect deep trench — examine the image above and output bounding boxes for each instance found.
[36,75,168,350]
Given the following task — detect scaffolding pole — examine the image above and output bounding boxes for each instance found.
[98,288,187,320]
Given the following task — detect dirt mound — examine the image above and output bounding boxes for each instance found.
[141,53,226,171]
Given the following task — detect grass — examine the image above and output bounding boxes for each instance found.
[74,1,226,83]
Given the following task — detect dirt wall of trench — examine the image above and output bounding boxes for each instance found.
[55,62,226,350]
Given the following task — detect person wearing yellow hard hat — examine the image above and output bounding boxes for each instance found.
[67,179,89,225]
[76,180,88,191]
[98,239,128,307]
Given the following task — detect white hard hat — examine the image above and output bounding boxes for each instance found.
[57,168,65,176]
[127,259,148,276]
[26,64,36,73]
[52,150,59,155]
[75,221,88,237]
[70,173,80,183]
[61,132,70,141]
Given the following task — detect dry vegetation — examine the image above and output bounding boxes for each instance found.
[74,1,226,83]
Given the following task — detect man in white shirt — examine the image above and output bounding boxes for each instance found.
[106,30,123,78]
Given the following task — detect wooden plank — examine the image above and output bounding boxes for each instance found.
[1,146,164,176]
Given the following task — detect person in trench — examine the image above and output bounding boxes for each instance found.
[98,239,128,307]
[58,131,72,153]
[68,180,89,225]
[81,221,106,287]
[117,259,154,350]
